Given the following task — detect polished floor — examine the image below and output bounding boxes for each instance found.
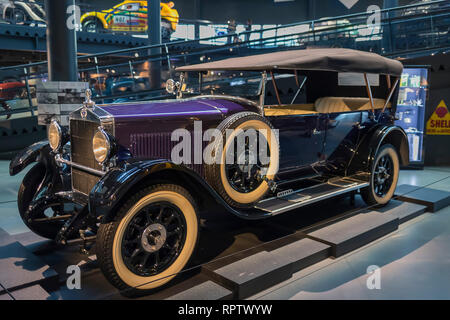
[0,161,449,300]
[251,167,450,300]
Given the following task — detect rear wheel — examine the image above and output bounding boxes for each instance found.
[361,144,399,206]
[96,184,199,297]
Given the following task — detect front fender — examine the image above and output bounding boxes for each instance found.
[80,12,108,29]
[9,140,49,176]
[89,159,241,222]
[347,124,409,175]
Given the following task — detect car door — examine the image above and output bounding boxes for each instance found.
[322,111,362,172]
[267,113,327,174]
[111,2,142,32]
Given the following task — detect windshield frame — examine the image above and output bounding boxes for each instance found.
[181,70,265,98]
[178,70,267,115]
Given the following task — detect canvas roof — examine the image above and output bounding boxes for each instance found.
[176,48,403,76]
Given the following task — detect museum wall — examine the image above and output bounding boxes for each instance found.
[404,53,450,166]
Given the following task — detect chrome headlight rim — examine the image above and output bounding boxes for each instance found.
[48,119,62,152]
[92,127,112,164]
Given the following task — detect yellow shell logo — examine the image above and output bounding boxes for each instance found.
[426,100,450,135]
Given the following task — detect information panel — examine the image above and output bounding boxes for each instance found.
[395,68,428,165]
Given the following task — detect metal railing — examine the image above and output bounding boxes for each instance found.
[0,0,449,120]
[0,0,230,40]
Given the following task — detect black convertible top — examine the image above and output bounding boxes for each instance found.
[176,48,403,76]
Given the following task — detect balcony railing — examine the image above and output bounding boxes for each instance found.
[0,0,449,120]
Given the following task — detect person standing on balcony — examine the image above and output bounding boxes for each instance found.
[244,19,252,43]
[227,19,237,44]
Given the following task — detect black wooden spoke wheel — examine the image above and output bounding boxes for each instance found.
[361,144,399,206]
[224,133,269,194]
[121,202,187,277]
[373,154,394,197]
[96,184,199,297]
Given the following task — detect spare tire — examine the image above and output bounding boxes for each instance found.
[205,112,279,208]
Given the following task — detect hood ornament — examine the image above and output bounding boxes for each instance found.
[84,89,95,108]
[81,89,95,119]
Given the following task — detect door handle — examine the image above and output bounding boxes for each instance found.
[312,128,322,135]
[353,122,366,129]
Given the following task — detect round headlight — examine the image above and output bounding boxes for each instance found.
[92,128,111,164]
[165,79,176,94]
[48,120,62,151]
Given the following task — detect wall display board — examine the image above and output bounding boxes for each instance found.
[395,67,428,168]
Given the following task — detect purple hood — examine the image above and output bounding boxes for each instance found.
[99,98,246,120]
[96,98,250,161]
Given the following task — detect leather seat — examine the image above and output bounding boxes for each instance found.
[314,97,389,113]
[264,103,318,116]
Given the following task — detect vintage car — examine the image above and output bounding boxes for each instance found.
[80,0,179,39]
[9,48,407,296]
[0,0,45,25]
[0,79,25,100]
[0,79,27,119]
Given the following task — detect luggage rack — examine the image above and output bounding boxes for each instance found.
[255,175,369,215]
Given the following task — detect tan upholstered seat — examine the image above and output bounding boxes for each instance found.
[264,104,318,116]
[314,97,390,113]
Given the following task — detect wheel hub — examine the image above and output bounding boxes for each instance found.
[376,166,391,184]
[141,223,167,253]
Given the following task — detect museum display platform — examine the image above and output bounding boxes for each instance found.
[0,183,448,300]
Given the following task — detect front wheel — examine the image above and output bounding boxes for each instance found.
[18,163,67,239]
[96,184,199,296]
[361,144,399,207]
[82,18,104,33]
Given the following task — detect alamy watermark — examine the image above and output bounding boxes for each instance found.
[66,5,81,31]
[66,265,81,290]
[366,265,381,290]
[170,121,279,175]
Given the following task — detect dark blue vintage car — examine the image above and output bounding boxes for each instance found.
[9,48,407,295]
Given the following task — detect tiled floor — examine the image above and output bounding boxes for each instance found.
[0,160,449,299]
[251,168,450,300]
[0,162,30,235]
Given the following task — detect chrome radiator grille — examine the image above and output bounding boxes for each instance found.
[70,119,102,195]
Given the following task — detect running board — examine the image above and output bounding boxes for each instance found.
[254,176,369,215]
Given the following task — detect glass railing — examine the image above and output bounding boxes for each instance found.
[0,0,449,121]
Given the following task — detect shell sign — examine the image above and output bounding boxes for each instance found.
[426,100,450,135]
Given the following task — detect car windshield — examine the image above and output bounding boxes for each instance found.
[182,71,263,98]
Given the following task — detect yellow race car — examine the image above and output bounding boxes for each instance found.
[80,1,179,39]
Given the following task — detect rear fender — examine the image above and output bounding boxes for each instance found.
[347,125,409,175]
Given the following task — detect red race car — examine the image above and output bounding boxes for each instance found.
[0,80,26,119]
